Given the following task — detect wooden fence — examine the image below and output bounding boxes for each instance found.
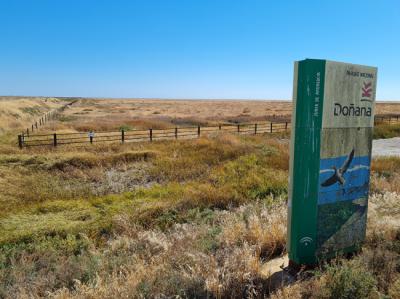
[18,121,291,148]
[20,100,78,138]
[17,114,400,148]
[374,114,400,124]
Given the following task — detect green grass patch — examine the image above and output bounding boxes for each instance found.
[19,106,42,116]
[0,195,134,244]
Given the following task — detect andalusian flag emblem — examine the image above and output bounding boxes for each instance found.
[362,82,373,100]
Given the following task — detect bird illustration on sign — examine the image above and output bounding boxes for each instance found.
[321,149,355,187]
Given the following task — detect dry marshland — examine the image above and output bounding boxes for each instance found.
[2,97,400,134]
[0,97,70,134]
[0,98,400,298]
[44,98,400,133]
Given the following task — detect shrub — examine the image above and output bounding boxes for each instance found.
[149,136,250,182]
[212,154,288,200]
[360,247,399,292]
[49,153,99,170]
[315,260,377,299]
[0,234,98,297]
[118,124,133,131]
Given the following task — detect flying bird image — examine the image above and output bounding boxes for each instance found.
[321,149,355,187]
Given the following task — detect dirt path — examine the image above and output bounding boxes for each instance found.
[372,137,400,157]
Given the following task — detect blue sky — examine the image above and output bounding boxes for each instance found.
[1,0,399,100]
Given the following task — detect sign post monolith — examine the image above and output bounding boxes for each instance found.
[288,59,378,267]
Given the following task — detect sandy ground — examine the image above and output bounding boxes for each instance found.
[372,137,400,157]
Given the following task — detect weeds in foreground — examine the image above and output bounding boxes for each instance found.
[1,200,287,298]
[1,133,400,298]
[272,191,400,299]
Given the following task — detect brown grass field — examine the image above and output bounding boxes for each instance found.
[1,97,400,298]
[2,96,400,135]
[45,98,400,132]
[0,97,70,134]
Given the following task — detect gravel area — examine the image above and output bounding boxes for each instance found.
[372,137,400,157]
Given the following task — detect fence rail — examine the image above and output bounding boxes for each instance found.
[18,121,291,148]
[17,114,400,149]
[374,114,400,124]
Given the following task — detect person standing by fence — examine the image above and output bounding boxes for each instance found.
[88,131,95,144]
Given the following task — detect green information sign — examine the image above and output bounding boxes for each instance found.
[288,59,378,266]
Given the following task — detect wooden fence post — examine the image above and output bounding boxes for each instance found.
[197,125,200,137]
[175,127,178,139]
[35,122,38,129]
[254,123,257,135]
[39,119,42,126]
[237,124,240,133]
[18,135,23,149]
[53,133,57,147]
[270,122,273,133]
[150,128,153,142]
[26,128,29,137]
[32,124,34,132]
[121,129,125,143]
[219,124,221,130]
[285,122,288,131]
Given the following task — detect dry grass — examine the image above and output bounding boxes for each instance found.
[0,131,290,298]
[271,191,400,299]
[0,97,69,134]
[373,123,400,139]
[2,97,400,136]
[371,157,400,193]
[26,97,400,134]
[1,98,400,298]
[34,200,286,299]
[1,131,400,298]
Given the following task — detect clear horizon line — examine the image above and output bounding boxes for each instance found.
[1,95,400,102]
